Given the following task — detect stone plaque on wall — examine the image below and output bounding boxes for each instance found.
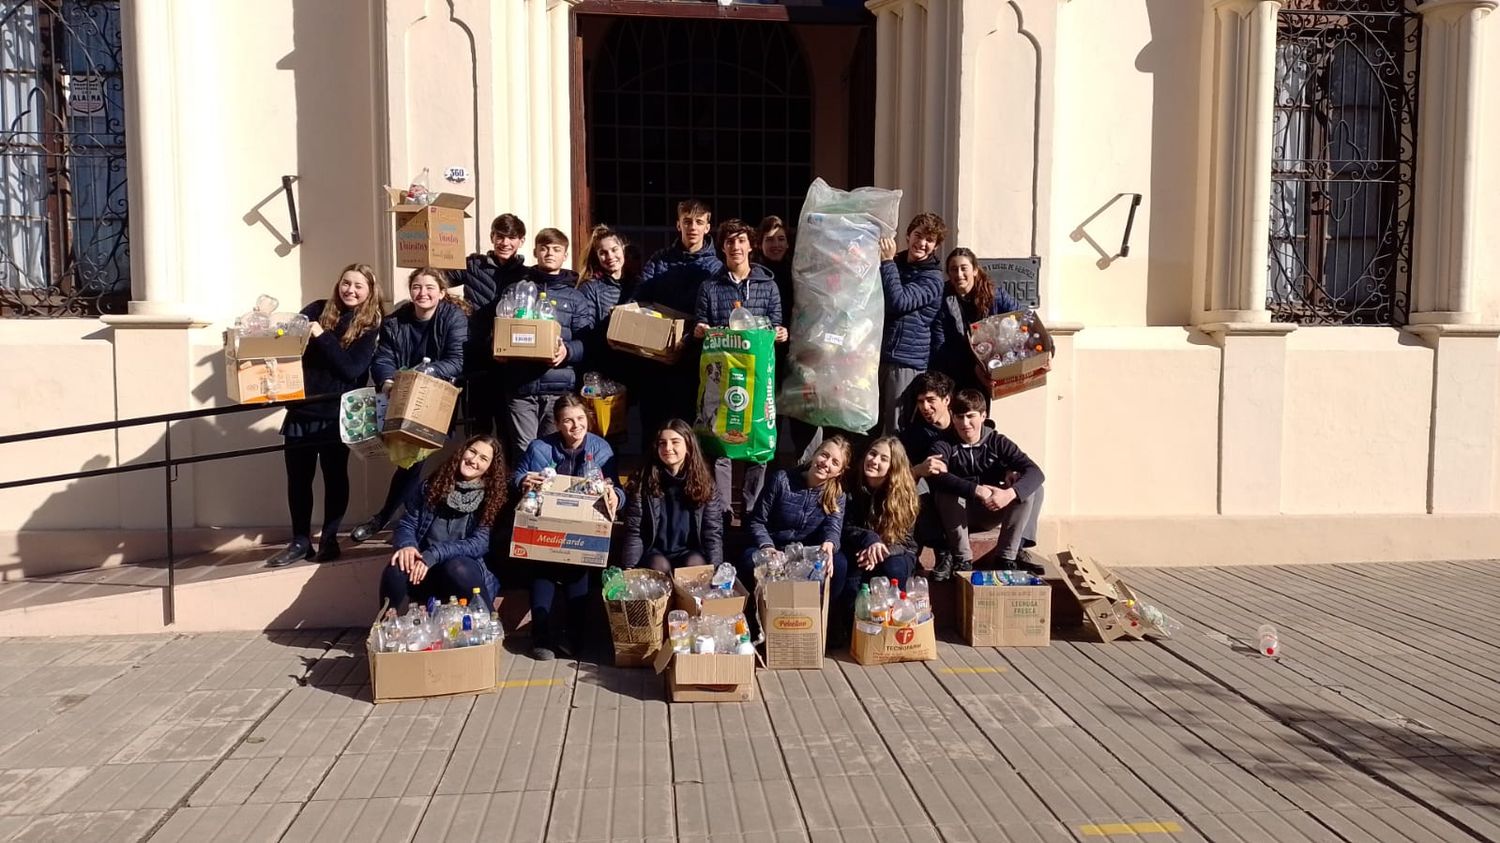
[979,257,1041,308]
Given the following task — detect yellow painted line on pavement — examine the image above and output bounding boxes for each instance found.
[1079,821,1183,836]
[498,678,563,688]
[938,666,1006,674]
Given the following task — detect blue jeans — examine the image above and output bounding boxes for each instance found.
[379,555,497,615]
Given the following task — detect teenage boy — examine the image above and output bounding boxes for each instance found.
[694,219,787,516]
[928,389,1046,577]
[631,199,724,435]
[457,213,528,309]
[877,213,947,435]
[460,213,528,435]
[901,370,956,479]
[499,228,593,463]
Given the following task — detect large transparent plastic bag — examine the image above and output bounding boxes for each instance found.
[779,179,903,433]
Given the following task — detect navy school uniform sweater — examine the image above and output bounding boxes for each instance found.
[282,300,380,433]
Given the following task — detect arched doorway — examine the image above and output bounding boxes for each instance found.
[582,17,819,256]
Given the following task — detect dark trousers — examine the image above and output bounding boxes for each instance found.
[714,458,767,518]
[639,362,698,440]
[374,461,427,526]
[379,555,494,615]
[529,562,592,645]
[284,437,351,545]
[637,550,707,575]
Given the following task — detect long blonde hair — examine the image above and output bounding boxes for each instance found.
[318,263,386,348]
[861,436,920,545]
[809,434,853,515]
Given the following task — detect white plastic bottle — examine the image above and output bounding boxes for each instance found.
[728,300,755,330]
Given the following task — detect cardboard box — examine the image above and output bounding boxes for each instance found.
[586,391,628,439]
[955,578,1052,647]
[672,565,750,618]
[850,618,938,666]
[223,327,310,405]
[386,188,473,269]
[607,302,691,364]
[366,628,503,704]
[382,370,461,448]
[652,641,757,703]
[1051,549,1147,642]
[492,317,562,361]
[605,569,672,668]
[225,327,310,362]
[226,356,305,404]
[972,310,1053,400]
[758,579,830,670]
[510,474,615,568]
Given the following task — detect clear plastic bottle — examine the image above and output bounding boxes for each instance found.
[908,576,931,621]
[892,592,918,626]
[513,279,538,318]
[536,293,556,321]
[710,562,736,596]
[733,614,754,655]
[868,579,891,625]
[1257,624,1279,657]
[668,609,691,654]
[728,300,755,330]
[520,489,542,516]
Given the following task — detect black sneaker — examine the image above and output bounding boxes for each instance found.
[953,556,975,574]
[349,517,386,545]
[929,552,955,583]
[530,645,556,662]
[1013,550,1046,577]
[265,541,313,569]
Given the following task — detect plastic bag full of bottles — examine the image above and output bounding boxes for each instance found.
[969,310,1047,373]
[581,372,625,398]
[854,576,933,629]
[668,609,755,656]
[233,294,312,340]
[494,280,565,321]
[373,591,501,653]
[601,566,671,602]
[779,178,902,434]
[750,542,829,585]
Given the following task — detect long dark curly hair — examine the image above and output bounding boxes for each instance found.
[638,419,715,508]
[946,247,994,321]
[424,434,509,527]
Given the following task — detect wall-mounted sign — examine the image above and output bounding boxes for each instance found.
[68,75,105,116]
[979,256,1041,308]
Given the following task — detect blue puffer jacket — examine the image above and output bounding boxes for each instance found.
[510,431,626,511]
[928,285,1026,381]
[456,251,528,311]
[746,468,846,550]
[371,298,468,385]
[880,250,945,370]
[631,238,723,323]
[499,268,591,397]
[392,480,491,566]
[695,263,783,329]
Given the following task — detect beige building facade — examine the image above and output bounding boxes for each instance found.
[2,0,1498,581]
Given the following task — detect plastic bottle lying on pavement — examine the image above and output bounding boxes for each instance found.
[1257,624,1279,657]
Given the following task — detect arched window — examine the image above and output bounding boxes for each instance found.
[588,19,813,256]
[1268,0,1420,325]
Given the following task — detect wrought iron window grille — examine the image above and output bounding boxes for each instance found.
[1267,0,1420,326]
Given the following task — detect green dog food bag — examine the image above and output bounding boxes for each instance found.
[695,327,777,464]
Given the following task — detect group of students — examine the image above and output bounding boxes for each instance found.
[266,198,1045,658]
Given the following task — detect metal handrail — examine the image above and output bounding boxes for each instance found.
[0,391,342,625]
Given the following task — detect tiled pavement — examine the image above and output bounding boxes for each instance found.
[0,560,1497,842]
